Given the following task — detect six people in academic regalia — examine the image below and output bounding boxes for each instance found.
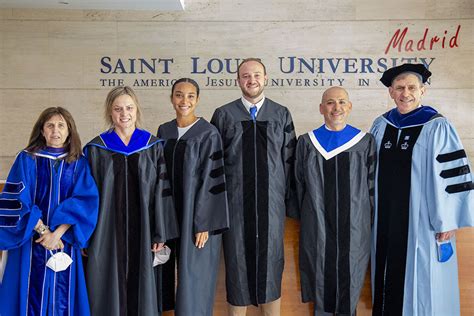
[157,78,229,316]
[0,107,99,316]
[0,61,472,316]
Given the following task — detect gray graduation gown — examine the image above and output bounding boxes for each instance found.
[157,118,229,316]
[84,133,178,316]
[211,98,297,306]
[293,131,376,314]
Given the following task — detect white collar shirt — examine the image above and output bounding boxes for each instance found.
[241,96,265,116]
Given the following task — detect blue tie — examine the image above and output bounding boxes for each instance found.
[250,106,257,121]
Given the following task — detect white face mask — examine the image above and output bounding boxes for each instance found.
[153,245,171,267]
[46,251,73,272]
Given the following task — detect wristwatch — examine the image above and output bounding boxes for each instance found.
[35,223,49,235]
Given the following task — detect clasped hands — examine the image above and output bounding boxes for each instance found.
[34,220,69,250]
[35,229,65,250]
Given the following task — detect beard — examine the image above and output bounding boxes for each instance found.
[241,85,265,101]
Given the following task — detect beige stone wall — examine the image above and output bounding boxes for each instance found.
[0,0,473,179]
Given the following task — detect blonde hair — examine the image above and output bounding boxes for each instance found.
[104,86,143,128]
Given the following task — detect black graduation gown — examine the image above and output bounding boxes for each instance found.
[294,129,376,314]
[157,118,229,316]
[84,129,178,316]
[211,98,298,306]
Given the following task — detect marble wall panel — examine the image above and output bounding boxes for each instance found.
[1,21,49,52]
[0,9,12,20]
[2,0,471,22]
[116,22,187,54]
[0,3,472,181]
[48,21,117,55]
[424,0,474,19]
[8,8,84,21]
[1,54,83,88]
[355,0,428,20]
[1,19,471,89]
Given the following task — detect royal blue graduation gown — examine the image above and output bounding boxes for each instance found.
[370,106,474,316]
[0,148,99,316]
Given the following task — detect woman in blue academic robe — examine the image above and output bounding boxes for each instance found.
[0,107,99,316]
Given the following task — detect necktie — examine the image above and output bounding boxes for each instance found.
[250,106,257,121]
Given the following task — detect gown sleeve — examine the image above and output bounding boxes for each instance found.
[48,157,99,249]
[282,108,299,218]
[156,125,163,138]
[0,151,43,250]
[153,142,179,243]
[425,119,474,232]
[291,135,307,220]
[369,117,385,143]
[210,109,224,135]
[193,131,229,235]
[366,134,377,224]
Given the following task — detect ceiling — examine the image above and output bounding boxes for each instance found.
[0,0,185,11]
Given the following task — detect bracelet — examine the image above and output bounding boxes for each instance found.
[35,223,49,235]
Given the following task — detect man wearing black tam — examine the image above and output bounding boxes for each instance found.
[370,63,474,316]
[379,63,432,88]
